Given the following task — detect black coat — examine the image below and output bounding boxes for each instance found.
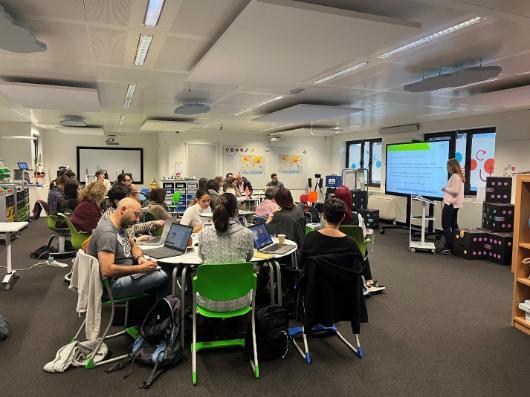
[302,253,368,334]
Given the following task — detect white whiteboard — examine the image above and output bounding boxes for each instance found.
[77,147,143,183]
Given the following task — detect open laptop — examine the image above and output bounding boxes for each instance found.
[142,223,193,259]
[141,219,174,246]
[249,223,296,255]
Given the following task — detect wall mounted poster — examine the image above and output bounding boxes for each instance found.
[240,154,265,174]
[279,153,302,174]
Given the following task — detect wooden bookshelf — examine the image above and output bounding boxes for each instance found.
[511,174,530,336]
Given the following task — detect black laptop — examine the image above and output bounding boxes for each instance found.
[142,223,193,259]
[248,223,296,255]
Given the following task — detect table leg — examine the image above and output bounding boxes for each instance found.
[172,266,178,296]
[266,261,275,304]
[273,260,282,306]
[2,232,16,290]
[181,265,188,348]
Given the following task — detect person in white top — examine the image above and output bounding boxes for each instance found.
[440,158,466,254]
[180,189,210,233]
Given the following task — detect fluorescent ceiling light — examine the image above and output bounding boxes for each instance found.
[201,120,221,128]
[378,17,485,59]
[119,114,127,125]
[125,84,136,98]
[134,34,153,66]
[314,62,369,84]
[123,97,132,109]
[2,135,37,140]
[144,0,165,27]
[234,95,283,116]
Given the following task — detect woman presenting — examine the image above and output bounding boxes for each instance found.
[440,158,465,254]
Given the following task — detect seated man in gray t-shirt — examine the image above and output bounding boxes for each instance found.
[86,197,169,299]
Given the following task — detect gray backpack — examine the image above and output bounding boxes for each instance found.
[0,315,9,341]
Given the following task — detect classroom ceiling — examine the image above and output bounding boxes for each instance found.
[1,0,530,137]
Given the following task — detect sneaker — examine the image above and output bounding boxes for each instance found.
[440,248,452,255]
[367,281,386,294]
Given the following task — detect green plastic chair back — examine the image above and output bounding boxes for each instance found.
[57,212,92,250]
[193,263,256,302]
[171,191,181,205]
[47,214,68,231]
[339,225,367,256]
[305,225,313,235]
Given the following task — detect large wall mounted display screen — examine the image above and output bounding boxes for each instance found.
[385,141,449,199]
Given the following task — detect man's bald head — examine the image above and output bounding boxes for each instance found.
[114,197,141,228]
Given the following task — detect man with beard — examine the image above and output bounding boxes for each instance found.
[86,197,169,299]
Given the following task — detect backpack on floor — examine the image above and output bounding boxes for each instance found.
[0,315,9,341]
[106,295,185,389]
[245,304,289,361]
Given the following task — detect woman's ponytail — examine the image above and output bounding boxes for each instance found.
[212,193,238,233]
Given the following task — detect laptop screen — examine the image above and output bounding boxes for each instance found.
[164,223,192,251]
[17,162,29,170]
[249,223,273,249]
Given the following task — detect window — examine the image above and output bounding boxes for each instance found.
[345,138,382,186]
[425,127,496,195]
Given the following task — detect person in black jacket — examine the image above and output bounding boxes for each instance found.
[301,198,367,333]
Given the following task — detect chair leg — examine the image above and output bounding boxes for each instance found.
[265,261,275,304]
[191,292,197,385]
[334,330,363,359]
[250,297,259,378]
[289,326,311,364]
[273,260,282,306]
[72,318,86,342]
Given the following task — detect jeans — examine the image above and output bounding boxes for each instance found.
[442,204,459,249]
[110,268,170,301]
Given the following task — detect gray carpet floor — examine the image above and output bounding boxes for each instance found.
[1,219,530,396]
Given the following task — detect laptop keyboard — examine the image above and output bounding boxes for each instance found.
[143,247,182,259]
[262,243,280,252]
[261,243,296,255]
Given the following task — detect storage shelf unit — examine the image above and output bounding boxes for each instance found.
[0,181,30,222]
[161,179,199,215]
[511,174,530,336]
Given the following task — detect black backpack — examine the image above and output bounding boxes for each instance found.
[106,295,185,389]
[246,305,289,361]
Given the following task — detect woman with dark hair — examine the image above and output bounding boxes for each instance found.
[59,178,80,213]
[115,172,140,202]
[205,179,220,210]
[95,169,111,192]
[197,193,254,311]
[223,176,239,197]
[181,189,210,232]
[147,188,172,220]
[198,177,208,190]
[266,187,306,251]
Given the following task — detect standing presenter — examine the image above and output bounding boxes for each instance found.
[440,158,465,254]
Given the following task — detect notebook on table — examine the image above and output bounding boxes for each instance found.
[142,223,192,259]
[248,223,296,255]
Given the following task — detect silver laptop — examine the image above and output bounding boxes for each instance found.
[142,223,192,259]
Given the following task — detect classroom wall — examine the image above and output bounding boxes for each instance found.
[331,109,530,228]
[40,130,159,187]
[0,121,33,170]
[157,131,332,197]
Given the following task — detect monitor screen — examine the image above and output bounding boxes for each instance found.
[165,224,192,251]
[17,162,29,170]
[249,223,273,249]
[385,141,450,199]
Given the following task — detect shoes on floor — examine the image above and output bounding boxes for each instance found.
[439,248,452,255]
[367,281,386,294]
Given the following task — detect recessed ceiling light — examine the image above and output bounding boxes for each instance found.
[119,114,127,125]
[125,84,136,98]
[134,34,153,66]
[378,17,485,59]
[314,62,369,84]
[234,95,283,116]
[123,97,132,109]
[144,0,165,27]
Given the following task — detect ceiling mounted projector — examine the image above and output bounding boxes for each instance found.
[174,101,210,115]
[404,66,502,92]
[59,115,87,127]
[0,4,46,53]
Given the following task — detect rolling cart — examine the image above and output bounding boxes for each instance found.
[409,195,436,254]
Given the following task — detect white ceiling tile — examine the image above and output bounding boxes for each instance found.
[154,36,206,72]
[89,27,128,65]
[84,0,132,26]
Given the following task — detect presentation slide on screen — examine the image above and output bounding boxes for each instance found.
[386,141,449,198]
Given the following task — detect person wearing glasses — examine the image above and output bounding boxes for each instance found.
[116,173,141,202]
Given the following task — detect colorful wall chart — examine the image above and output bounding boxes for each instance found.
[279,154,302,174]
[240,154,265,174]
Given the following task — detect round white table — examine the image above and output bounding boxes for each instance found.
[0,221,28,290]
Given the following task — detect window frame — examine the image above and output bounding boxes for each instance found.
[424,127,496,195]
[345,138,382,187]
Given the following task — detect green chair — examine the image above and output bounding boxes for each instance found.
[191,263,259,385]
[71,250,146,369]
[339,225,367,257]
[39,202,73,256]
[57,213,92,251]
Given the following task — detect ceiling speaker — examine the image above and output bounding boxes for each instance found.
[404,66,502,92]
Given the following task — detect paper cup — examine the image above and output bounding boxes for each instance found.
[278,234,286,245]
